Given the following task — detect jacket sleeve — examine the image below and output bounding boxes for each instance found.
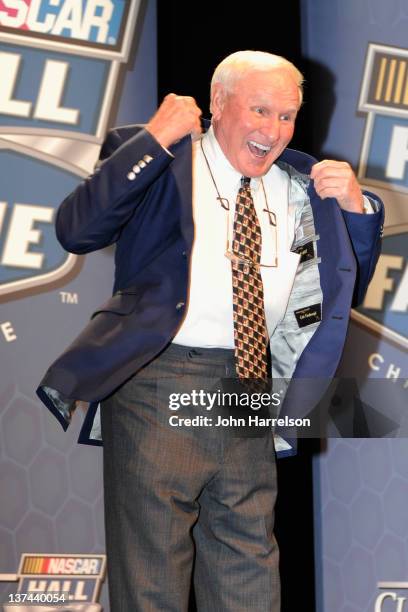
[341,191,384,306]
[55,127,174,254]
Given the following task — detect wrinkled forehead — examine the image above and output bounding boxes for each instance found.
[223,68,300,108]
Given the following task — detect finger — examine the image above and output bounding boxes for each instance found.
[311,160,350,178]
[191,128,203,142]
[173,95,200,111]
[191,118,203,140]
[163,92,177,102]
[312,166,351,182]
[182,95,198,105]
[315,184,356,199]
[315,187,343,200]
[314,176,346,191]
[187,99,202,117]
[312,159,350,170]
[314,178,353,197]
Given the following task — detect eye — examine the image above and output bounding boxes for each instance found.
[280,113,296,122]
[253,106,266,116]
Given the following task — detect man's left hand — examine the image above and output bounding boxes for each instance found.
[311,160,364,213]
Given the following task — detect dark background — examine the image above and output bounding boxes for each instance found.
[157,2,322,609]
[156,0,328,157]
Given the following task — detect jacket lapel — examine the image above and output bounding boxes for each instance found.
[169,136,195,247]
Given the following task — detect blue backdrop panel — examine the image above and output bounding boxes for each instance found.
[301,1,408,610]
[0,1,157,610]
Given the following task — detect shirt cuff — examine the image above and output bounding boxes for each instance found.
[362,195,379,214]
[144,128,175,158]
[160,144,174,157]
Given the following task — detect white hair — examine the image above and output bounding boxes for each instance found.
[210,50,304,111]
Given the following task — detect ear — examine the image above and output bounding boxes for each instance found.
[211,84,226,121]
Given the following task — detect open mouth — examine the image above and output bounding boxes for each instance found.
[247,140,272,158]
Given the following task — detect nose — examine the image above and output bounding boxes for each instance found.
[262,116,281,142]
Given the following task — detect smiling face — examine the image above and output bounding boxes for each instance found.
[211,68,301,177]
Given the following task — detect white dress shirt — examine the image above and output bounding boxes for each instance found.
[174,126,301,348]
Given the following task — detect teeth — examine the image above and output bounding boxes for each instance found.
[248,140,271,151]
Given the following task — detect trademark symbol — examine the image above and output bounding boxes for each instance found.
[60,291,78,304]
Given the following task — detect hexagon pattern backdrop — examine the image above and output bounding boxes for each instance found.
[0,1,157,609]
[314,439,408,611]
[302,0,408,610]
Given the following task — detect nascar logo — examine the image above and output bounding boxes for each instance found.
[0,553,106,604]
[0,0,141,300]
[0,0,135,58]
[20,554,104,575]
[0,0,115,42]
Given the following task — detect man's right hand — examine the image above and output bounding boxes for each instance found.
[146,93,202,149]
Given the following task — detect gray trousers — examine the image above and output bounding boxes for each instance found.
[101,343,280,611]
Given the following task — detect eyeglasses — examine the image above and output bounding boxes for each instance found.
[223,197,278,269]
[199,138,278,267]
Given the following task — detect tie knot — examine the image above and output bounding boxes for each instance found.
[241,176,251,188]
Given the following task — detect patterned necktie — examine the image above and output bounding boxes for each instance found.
[231,177,269,383]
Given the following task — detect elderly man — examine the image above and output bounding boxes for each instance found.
[38,51,383,611]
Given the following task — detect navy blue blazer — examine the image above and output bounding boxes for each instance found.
[37,125,384,442]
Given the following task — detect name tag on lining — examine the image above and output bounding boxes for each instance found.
[294,303,322,328]
[293,240,315,264]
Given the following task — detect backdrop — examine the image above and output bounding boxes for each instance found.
[0,1,407,611]
[0,1,157,608]
[301,1,408,610]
